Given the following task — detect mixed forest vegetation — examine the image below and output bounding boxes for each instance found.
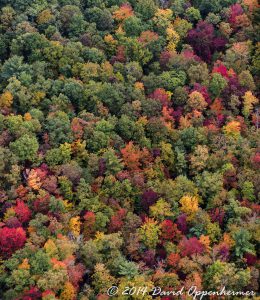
[0,0,259,299]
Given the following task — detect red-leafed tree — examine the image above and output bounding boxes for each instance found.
[33,193,50,213]
[14,200,31,223]
[109,208,127,232]
[0,227,26,257]
[210,208,225,226]
[21,287,42,300]
[167,252,181,268]
[229,4,244,26]
[192,83,211,105]
[244,253,257,266]
[251,152,260,169]
[187,21,227,62]
[35,164,48,180]
[149,88,171,107]
[212,62,230,79]
[178,237,204,257]
[160,220,181,241]
[67,263,86,289]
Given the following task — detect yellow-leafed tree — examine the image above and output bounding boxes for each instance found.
[242,91,258,119]
[60,282,76,300]
[0,91,13,108]
[139,218,161,249]
[69,216,81,237]
[180,195,199,221]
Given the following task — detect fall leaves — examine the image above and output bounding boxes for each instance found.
[121,141,151,172]
[113,3,134,22]
[0,0,259,298]
[0,226,26,257]
[0,91,13,109]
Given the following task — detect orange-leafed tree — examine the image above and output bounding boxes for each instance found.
[113,3,134,21]
[223,120,241,138]
[121,142,142,171]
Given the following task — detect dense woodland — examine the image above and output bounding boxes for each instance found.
[0,0,259,299]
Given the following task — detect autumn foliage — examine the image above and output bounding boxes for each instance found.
[0,0,259,298]
[0,227,26,257]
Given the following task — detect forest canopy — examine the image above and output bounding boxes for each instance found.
[0,0,259,299]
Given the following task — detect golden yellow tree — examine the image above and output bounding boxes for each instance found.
[153,8,172,28]
[69,216,81,237]
[139,218,161,249]
[166,27,180,52]
[27,169,42,190]
[242,91,258,119]
[60,282,76,300]
[0,91,13,108]
[18,258,30,270]
[179,195,199,221]
[223,121,241,139]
